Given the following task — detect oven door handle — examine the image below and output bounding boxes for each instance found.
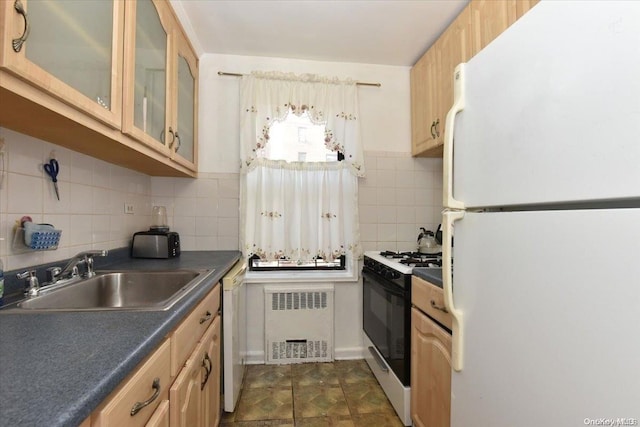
[362,271,407,298]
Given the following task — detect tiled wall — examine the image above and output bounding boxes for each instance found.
[359,151,443,253]
[0,128,241,272]
[149,173,240,251]
[0,128,439,270]
[0,128,152,270]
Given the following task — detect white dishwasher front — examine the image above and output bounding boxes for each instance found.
[222,260,247,412]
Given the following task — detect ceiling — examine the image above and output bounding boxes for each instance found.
[173,0,470,66]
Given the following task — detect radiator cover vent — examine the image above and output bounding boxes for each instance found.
[265,285,334,364]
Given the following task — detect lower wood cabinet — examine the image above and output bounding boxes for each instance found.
[171,316,221,427]
[202,317,221,427]
[411,276,453,427]
[146,400,170,427]
[92,339,171,427]
[411,308,453,427]
[90,283,221,427]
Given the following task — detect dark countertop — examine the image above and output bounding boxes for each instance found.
[0,250,241,427]
[413,267,443,288]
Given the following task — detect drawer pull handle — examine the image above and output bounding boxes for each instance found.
[199,310,212,324]
[431,300,449,313]
[130,377,160,416]
[12,0,30,53]
[201,353,212,390]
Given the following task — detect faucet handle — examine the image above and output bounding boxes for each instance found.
[17,270,40,296]
[17,269,37,280]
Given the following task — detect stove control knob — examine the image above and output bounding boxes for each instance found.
[384,269,396,280]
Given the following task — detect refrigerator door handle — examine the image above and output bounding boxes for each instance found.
[443,209,465,371]
[443,63,466,210]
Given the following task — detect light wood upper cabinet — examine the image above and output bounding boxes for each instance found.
[411,6,470,158]
[122,0,198,171]
[468,0,516,55]
[172,31,198,170]
[122,0,173,157]
[411,0,538,157]
[0,0,125,129]
[0,0,198,177]
[410,46,440,156]
[435,6,471,150]
[515,0,540,20]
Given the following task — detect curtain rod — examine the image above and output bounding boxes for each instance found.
[217,71,381,87]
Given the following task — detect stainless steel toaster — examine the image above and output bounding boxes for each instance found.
[131,231,181,258]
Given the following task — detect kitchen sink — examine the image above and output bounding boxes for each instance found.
[12,270,211,312]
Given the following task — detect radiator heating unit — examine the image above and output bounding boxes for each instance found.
[264,284,334,364]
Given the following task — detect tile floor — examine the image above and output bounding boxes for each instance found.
[221,360,404,427]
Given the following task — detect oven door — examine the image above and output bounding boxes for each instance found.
[362,267,411,386]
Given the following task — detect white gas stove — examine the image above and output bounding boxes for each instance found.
[364,250,442,275]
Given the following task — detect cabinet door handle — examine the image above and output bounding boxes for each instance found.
[430,299,449,313]
[430,121,436,139]
[434,119,440,138]
[174,132,181,152]
[199,310,212,324]
[12,0,31,53]
[168,127,176,148]
[200,353,212,390]
[130,377,160,416]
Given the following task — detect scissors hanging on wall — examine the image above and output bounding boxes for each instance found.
[44,158,60,200]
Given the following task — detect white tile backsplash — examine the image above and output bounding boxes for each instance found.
[0,128,153,270]
[0,128,440,270]
[359,151,443,252]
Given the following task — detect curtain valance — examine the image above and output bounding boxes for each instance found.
[239,71,365,177]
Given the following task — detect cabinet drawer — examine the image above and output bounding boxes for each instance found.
[171,283,220,376]
[92,339,171,427]
[412,276,452,329]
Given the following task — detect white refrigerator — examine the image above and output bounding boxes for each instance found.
[441,2,640,426]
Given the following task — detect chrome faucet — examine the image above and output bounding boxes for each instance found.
[55,250,109,282]
[17,270,39,296]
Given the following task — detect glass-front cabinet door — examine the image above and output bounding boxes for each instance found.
[172,32,197,170]
[0,0,124,128]
[122,0,172,156]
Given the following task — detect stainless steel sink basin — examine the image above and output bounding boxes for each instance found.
[14,270,211,311]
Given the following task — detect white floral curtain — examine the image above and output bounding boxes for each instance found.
[239,71,364,263]
[240,71,365,177]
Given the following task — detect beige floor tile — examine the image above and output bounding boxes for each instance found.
[333,360,377,385]
[295,415,355,427]
[222,420,295,426]
[342,382,395,415]
[234,387,293,422]
[245,364,293,388]
[223,362,403,427]
[293,385,350,418]
[351,412,404,427]
[292,363,339,387]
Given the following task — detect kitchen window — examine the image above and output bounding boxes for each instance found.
[266,111,339,162]
[239,71,365,273]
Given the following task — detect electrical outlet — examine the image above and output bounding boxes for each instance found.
[124,203,135,214]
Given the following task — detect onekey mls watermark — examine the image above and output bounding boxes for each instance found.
[584,418,638,426]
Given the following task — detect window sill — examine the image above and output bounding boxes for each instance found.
[244,267,358,283]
